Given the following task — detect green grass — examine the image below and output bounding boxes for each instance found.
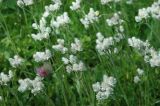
[0,0,160,106]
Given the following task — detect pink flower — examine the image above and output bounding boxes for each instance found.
[36,67,48,77]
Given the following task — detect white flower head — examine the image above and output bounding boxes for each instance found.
[92,75,116,100]
[134,76,140,84]
[51,12,70,29]
[70,0,81,11]
[80,8,99,28]
[0,70,13,85]
[33,49,52,62]
[71,38,82,53]
[9,55,24,68]
[17,0,33,7]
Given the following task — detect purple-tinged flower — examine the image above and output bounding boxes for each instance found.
[36,63,52,77]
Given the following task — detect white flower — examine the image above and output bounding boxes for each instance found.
[69,55,77,64]
[43,0,62,17]
[62,57,69,64]
[70,0,81,11]
[80,8,99,28]
[135,8,149,22]
[106,12,123,27]
[92,75,116,100]
[92,82,101,92]
[31,76,44,95]
[62,55,85,73]
[18,78,32,92]
[0,70,13,85]
[52,39,68,54]
[33,49,52,62]
[31,17,51,41]
[9,55,24,68]
[136,68,144,76]
[96,32,114,54]
[149,50,160,67]
[71,38,82,53]
[134,76,140,84]
[50,12,70,29]
[17,0,33,7]
[128,37,150,51]
[31,0,62,41]
[18,76,44,95]
[135,1,160,22]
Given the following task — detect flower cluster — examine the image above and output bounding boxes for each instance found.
[43,0,62,18]
[17,0,33,7]
[106,12,124,27]
[96,32,123,55]
[149,49,160,67]
[134,68,144,83]
[100,0,120,5]
[128,37,150,52]
[80,8,99,28]
[135,0,160,22]
[31,17,51,41]
[52,39,68,54]
[18,76,44,95]
[33,49,52,62]
[92,75,116,100]
[52,38,84,73]
[128,37,160,67]
[31,0,62,41]
[0,70,13,85]
[106,12,125,35]
[50,12,70,29]
[62,55,85,73]
[9,55,24,68]
[71,38,82,53]
[70,0,81,11]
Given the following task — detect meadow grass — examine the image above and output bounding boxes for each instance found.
[0,0,160,106]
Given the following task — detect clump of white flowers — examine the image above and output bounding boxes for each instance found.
[9,55,24,68]
[17,0,33,7]
[70,0,81,11]
[33,49,52,62]
[18,76,44,95]
[31,0,62,41]
[31,17,51,41]
[92,75,116,100]
[96,32,123,55]
[50,12,70,29]
[100,0,120,5]
[43,0,62,18]
[80,8,99,28]
[135,0,160,22]
[128,37,160,67]
[149,49,160,67]
[106,12,124,27]
[52,39,68,54]
[0,70,13,85]
[128,37,150,54]
[71,38,82,53]
[62,55,85,73]
[135,8,149,22]
[134,68,144,83]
